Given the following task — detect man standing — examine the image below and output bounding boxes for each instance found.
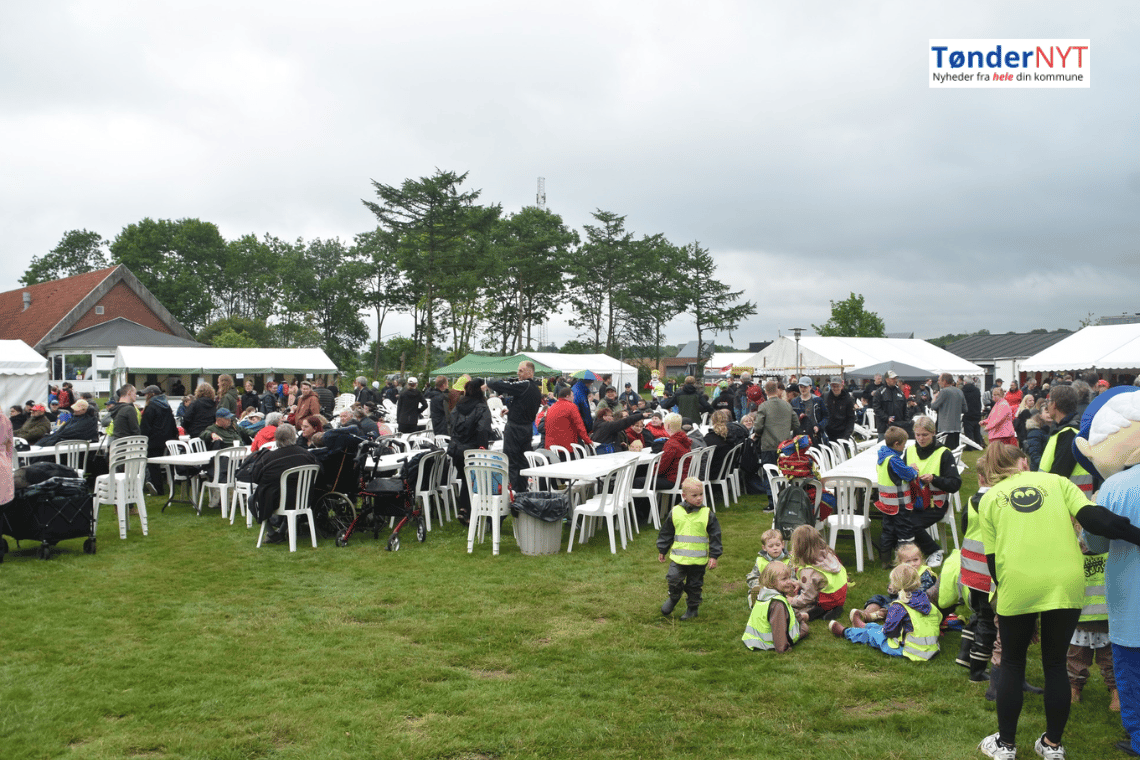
[489,361,542,492]
[962,376,983,447]
[753,380,796,506]
[140,385,178,494]
[824,376,856,442]
[427,376,451,436]
[864,373,885,406]
[1040,385,1093,495]
[619,382,641,410]
[312,377,335,416]
[107,385,141,440]
[396,377,428,434]
[663,375,713,423]
[872,371,907,440]
[930,372,965,450]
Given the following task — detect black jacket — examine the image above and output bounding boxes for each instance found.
[183,397,218,438]
[39,408,100,446]
[425,388,449,436]
[140,395,179,457]
[448,396,491,455]
[872,384,907,433]
[249,445,319,523]
[260,390,279,416]
[962,382,982,418]
[591,412,646,446]
[396,387,428,431]
[662,383,712,421]
[824,387,856,439]
[487,377,542,427]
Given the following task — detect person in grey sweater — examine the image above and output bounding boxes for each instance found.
[753,380,796,503]
[930,372,964,450]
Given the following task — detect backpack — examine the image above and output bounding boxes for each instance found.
[774,481,815,540]
[739,436,761,475]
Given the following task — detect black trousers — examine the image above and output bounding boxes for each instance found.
[502,421,533,493]
[996,608,1081,747]
[897,504,949,555]
[666,561,707,607]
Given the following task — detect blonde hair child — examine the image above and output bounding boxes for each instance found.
[789,525,848,620]
[742,561,810,652]
[829,563,942,661]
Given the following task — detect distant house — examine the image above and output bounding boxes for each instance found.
[0,265,200,395]
[663,340,715,378]
[944,331,1071,387]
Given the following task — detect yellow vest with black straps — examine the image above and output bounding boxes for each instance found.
[669,505,711,565]
[890,598,942,661]
[905,445,951,509]
[742,590,802,650]
[1039,424,1093,495]
[1080,553,1108,622]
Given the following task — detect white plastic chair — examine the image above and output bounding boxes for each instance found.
[53,439,91,480]
[94,437,149,539]
[187,437,207,454]
[763,463,788,504]
[524,450,557,492]
[162,439,199,509]
[828,441,848,464]
[256,464,320,552]
[568,462,635,554]
[198,446,246,520]
[570,443,590,460]
[928,494,962,551]
[549,445,572,463]
[654,449,700,513]
[464,450,512,555]
[432,452,457,524]
[708,443,741,510]
[412,450,446,531]
[629,451,664,529]
[821,475,875,573]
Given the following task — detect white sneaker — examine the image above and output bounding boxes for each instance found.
[979,732,1016,760]
[927,550,945,568]
[1034,734,1066,759]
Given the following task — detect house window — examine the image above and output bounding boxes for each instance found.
[95,306,105,315]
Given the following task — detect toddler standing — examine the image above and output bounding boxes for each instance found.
[657,477,722,621]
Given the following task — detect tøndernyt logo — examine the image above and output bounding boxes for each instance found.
[929,39,1090,88]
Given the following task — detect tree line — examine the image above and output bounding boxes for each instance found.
[21,169,755,377]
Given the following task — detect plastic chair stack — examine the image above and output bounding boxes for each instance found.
[568,461,636,554]
[821,475,875,573]
[464,450,512,555]
[94,436,149,540]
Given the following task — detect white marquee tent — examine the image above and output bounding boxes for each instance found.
[702,352,756,380]
[1021,324,1140,372]
[0,340,50,408]
[517,352,639,393]
[111,346,338,389]
[742,336,984,378]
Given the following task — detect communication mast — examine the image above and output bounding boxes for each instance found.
[536,177,546,209]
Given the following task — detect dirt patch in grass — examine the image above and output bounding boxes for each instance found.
[536,637,552,644]
[594,617,607,623]
[722,580,744,593]
[843,700,910,718]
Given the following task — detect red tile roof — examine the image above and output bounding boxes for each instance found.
[0,267,118,347]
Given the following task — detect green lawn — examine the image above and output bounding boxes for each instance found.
[0,453,1126,759]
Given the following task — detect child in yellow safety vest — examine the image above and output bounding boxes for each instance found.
[745,528,790,608]
[657,477,722,621]
[789,524,848,621]
[1067,548,1119,710]
[742,561,810,652]
[848,542,939,626]
[828,564,942,661]
[874,426,924,569]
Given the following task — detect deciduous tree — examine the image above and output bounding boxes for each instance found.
[812,292,885,338]
[20,229,111,285]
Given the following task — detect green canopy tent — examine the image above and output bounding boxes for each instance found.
[430,353,556,377]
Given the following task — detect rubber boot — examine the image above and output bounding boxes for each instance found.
[680,605,699,620]
[1070,685,1081,704]
[955,634,975,668]
[1110,688,1120,712]
[969,658,990,683]
[661,596,681,616]
[985,664,1000,701]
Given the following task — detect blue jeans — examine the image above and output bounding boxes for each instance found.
[845,623,904,657]
[1114,643,1140,754]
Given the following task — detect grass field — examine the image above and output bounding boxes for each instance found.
[0,452,1127,760]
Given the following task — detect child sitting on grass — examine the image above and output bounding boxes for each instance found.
[745,528,790,607]
[742,561,810,652]
[789,524,848,621]
[849,542,939,626]
[828,564,942,661]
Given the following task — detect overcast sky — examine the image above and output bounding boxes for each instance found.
[3,2,1135,350]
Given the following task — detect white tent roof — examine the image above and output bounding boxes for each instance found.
[0,340,50,375]
[112,346,338,375]
[742,336,983,377]
[517,352,639,390]
[703,352,755,375]
[1021,325,1140,372]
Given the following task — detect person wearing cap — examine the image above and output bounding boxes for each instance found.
[106,385,141,440]
[620,382,641,410]
[791,378,828,446]
[141,385,179,493]
[873,371,908,441]
[45,400,61,423]
[200,407,250,449]
[239,409,267,434]
[824,376,856,442]
[396,376,428,434]
[596,385,622,415]
[15,403,51,444]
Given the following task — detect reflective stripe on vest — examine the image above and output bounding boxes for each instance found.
[742,593,800,651]
[1080,553,1108,622]
[1040,425,1092,493]
[960,538,991,592]
[669,505,711,565]
[896,599,941,662]
[876,459,912,513]
[905,445,951,509]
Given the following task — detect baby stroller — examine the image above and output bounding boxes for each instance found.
[333,441,431,551]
